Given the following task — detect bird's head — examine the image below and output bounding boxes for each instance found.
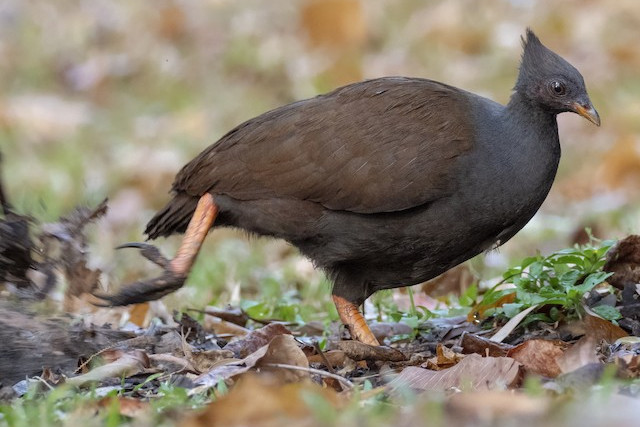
[515,28,600,126]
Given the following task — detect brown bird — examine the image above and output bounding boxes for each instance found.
[96,29,600,345]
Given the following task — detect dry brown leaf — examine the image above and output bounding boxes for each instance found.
[253,334,310,382]
[66,350,150,387]
[149,353,197,373]
[195,334,308,388]
[388,354,522,392]
[189,349,236,374]
[461,332,512,357]
[507,339,569,378]
[203,316,250,337]
[40,367,64,385]
[423,343,464,370]
[336,340,407,362]
[584,311,628,343]
[223,323,291,358]
[559,309,630,344]
[307,350,347,368]
[182,374,341,427]
[556,336,601,374]
[603,234,640,289]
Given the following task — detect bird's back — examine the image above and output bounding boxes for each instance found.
[146,77,480,238]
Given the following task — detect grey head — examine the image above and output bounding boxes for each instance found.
[514,28,600,126]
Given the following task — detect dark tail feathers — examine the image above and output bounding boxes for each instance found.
[145,192,199,239]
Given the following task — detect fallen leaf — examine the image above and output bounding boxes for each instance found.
[584,311,628,343]
[507,339,569,378]
[556,336,600,374]
[388,354,522,392]
[189,349,236,374]
[66,350,150,387]
[40,367,64,385]
[336,340,407,362]
[195,334,308,388]
[223,323,292,358]
[203,316,250,337]
[461,332,512,357]
[182,374,341,427]
[252,334,310,382]
[603,235,640,290]
[490,305,539,343]
[307,350,347,368]
[149,353,197,373]
[423,344,464,370]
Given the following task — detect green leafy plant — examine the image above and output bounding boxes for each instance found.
[384,287,436,341]
[481,238,618,323]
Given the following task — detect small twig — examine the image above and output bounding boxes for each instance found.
[312,340,336,374]
[261,363,354,390]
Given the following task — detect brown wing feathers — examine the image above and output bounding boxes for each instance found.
[145,77,473,238]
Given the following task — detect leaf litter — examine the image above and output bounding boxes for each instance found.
[0,192,638,425]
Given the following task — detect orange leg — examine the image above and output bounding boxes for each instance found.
[169,193,218,275]
[94,194,218,306]
[332,295,380,346]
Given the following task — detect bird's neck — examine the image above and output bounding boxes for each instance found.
[505,91,560,153]
[500,90,561,208]
[506,91,556,124]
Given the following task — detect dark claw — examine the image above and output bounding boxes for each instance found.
[92,270,186,306]
[93,242,182,306]
[116,242,169,268]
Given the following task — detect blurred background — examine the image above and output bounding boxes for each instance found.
[0,0,638,309]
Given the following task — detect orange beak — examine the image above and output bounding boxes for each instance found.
[572,101,601,126]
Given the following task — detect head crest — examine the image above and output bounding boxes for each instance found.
[515,28,582,94]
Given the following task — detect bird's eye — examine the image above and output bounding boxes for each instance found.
[551,81,566,95]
